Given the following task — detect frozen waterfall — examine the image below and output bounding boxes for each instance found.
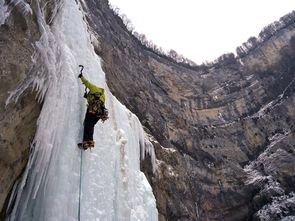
[5,0,158,220]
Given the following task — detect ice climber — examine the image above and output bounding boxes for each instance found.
[78,65,108,150]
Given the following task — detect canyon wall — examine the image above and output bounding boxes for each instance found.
[1,0,294,220]
[82,1,295,220]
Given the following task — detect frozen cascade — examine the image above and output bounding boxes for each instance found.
[5,0,158,220]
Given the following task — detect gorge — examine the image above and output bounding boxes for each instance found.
[0,0,295,220]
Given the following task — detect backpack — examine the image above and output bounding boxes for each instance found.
[87,92,109,121]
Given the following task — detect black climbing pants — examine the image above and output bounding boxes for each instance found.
[83,111,100,141]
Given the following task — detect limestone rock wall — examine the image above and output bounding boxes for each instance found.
[82,1,295,220]
[0,5,42,220]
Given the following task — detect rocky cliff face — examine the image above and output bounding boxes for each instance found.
[0,0,294,220]
[0,4,41,220]
[81,1,295,220]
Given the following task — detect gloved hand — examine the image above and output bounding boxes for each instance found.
[78,73,83,78]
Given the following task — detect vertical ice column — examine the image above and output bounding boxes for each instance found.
[5,0,158,220]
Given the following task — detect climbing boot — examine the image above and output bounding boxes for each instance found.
[86,140,95,148]
[77,140,95,150]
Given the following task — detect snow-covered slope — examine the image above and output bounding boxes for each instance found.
[5,0,158,220]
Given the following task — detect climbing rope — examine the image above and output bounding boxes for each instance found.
[78,148,83,221]
[78,65,84,221]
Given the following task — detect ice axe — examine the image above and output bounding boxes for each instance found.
[79,65,84,74]
[78,65,84,78]
[78,65,88,96]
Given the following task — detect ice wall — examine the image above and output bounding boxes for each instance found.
[5,0,158,220]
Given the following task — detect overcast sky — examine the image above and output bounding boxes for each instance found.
[109,0,295,64]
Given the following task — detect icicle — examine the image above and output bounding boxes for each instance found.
[5,0,158,220]
[144,137,157,173]
[5,0,62,106]
[130,113,157,173]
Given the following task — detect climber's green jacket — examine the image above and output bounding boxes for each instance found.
[80,76,105,105]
